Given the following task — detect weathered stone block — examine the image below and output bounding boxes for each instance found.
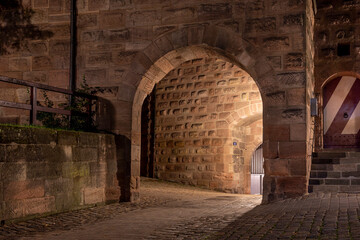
[4,196,56,220]
[276,176,307,195]
[266,56,282,70]
[73,147,98,162]
[0,58,9,71]
[48,14,70,22]
[44,24,70,38]
[62,162,90,179]
[9,58,30,71]
[109,0,132,9]
[328,14,351,25]
[58,131,78,145]
[263,37,290,50]
[4,180,45,201]
[6,145,65,163]
[32,56,53,71]
[87,52,112,66]
[44,178,71,197]
[263,141,278,159]
[29,42,48,56]
[277,72,305,88]
[105,186,120,202]
[290,123,306,141]
[49,40,70,55]
[285,53,304,70]
[34,0,48,8]
[100,10,125,29]
[26,162,46,179]
[283,14,304,26]
[265,159,289,176]
[198,3,232,21]
[51,0,66,13]
[84,187,105,205]
[82,30,105,42]
[279,141,306,159]
[287,88,305,106]
[265,91,286,105]
[78,14,98,28]
[88,0,109,11]
[265,124,290,141]
[246,17,276,33]
[281,108,305,122]
[82,69,107,85]
[289,159,306,176]
[128,10,161,26]
[162,7,196,24]
[23,71,47,83]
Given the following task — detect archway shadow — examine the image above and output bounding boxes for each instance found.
[114,134,131,202]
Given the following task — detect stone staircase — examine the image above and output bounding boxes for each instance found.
[309,151,360,193]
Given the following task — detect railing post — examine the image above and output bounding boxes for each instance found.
[87,97,92,128]
[30,87,37,125]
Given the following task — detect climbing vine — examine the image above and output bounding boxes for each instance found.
[37,76,98,131]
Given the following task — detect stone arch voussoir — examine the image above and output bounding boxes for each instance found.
[128,25,275,201]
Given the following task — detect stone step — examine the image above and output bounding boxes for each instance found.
[310,151,360,194]
[312,158,340,164]
[310,171,340,178]
[311,163,359,171]
[309,178,360,185]
[312,157,360,165]
[339,158,360,164]
[310,170,360,178]
[309,184,360,193]
[346,152,360,158]
[312,152,346,159]
[312,151,360,159]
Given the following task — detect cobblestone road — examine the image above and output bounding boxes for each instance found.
[2,178,360,239]
[0,178,261,240]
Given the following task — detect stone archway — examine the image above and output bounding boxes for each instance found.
[126,25,306,203]
[144,57,263,193]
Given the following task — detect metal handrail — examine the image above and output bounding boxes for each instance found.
[0,76,96,125]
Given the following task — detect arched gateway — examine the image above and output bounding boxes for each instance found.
[124,25,309,203]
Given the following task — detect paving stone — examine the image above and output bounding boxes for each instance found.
[2,179,360,239]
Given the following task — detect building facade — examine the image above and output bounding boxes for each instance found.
[0,0,358,204]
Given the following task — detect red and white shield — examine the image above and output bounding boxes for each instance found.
[323,75,360,148]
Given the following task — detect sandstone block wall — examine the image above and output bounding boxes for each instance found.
[0,126,119,222]
[0,0,315,203]
[154,58,262,193]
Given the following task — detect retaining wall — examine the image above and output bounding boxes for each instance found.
[0,125,120,222]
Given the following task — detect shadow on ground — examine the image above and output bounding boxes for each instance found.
[207,192,360,239]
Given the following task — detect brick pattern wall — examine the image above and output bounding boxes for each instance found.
[0,126,119,221]
[0,0,314,202]
[0,0,309,135]
[314,0,360,150]
[154,58,262,193]
[0,0,71,125]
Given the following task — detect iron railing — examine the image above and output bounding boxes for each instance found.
[0,76,96,125]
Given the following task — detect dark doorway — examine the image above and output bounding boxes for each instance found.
[140,88,156,177]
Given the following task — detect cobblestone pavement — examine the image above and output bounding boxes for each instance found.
[2,179,360,239]
[0,178,261,240]
[143,192,360,240]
